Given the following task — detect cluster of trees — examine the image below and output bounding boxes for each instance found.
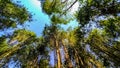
[0,0,120,68]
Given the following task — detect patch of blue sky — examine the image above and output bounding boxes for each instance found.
[49,50,55,67]
[13,0,50,36]
[8,58,21,68]
[13,0,79,36]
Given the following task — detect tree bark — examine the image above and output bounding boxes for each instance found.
[56,40,61,68]
[74,48,85,68]
[62,41,73,68]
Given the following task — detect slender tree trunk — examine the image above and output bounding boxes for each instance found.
[74,48,85,68]
[55,40,61,68]
[74,51,80,68]
[62,41,73,68]
[34,57,38,68]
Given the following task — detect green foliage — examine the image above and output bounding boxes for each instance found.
[10,29,36,43]
[100,16,120,37]
[42,0,120,67]
[87,29,108,52]
[0,0,30,30]
[42,0,74,24]
[87,29,120,67]
[76,0,120,26]
[42,0,62,15]
[0,37,9,55]
[39,59,49,68]
[1,0,120,67]
[51,15,70,24]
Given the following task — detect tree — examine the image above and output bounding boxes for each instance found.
[0,29,49,68]
[0,0,49,67]
[1,0,120,67]
[0,0,31,49]
[42,0,78,24]
[0,29,36,64]
[0,36,9,56]
[0,0,30,31]
[43,24,62,68]
[0,0,32,67]
[42,0,120,67]
[76,0,120,67]
[76,0,120,27]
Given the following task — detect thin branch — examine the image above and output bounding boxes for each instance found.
[61,0,68,3]
[59,0,78,17]
[65,0,78,12]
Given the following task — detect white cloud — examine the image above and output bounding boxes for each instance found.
[31,0,41,8]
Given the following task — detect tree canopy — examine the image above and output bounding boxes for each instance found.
[0,0,120,68]
[0,0,30,30]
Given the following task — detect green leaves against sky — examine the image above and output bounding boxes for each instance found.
[0,0,120,68]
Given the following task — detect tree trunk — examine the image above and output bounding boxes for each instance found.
[74,48,84,68]
[74,51,80,68]
[56,40,61,68]
[62,41,73,68]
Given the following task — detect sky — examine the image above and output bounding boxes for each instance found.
[13,0,50,36]
[13,0,79,36]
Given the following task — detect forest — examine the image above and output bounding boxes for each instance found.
[0,0,120,68]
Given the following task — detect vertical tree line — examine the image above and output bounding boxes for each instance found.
[0,0,120,68]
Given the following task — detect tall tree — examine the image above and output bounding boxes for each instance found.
[76,0,120,67]
[43,24,62,68]
[0,0,30,31]
[1,0,120,67]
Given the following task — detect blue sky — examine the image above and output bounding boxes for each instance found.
[13,0,78,36]
[13,0,50,36]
